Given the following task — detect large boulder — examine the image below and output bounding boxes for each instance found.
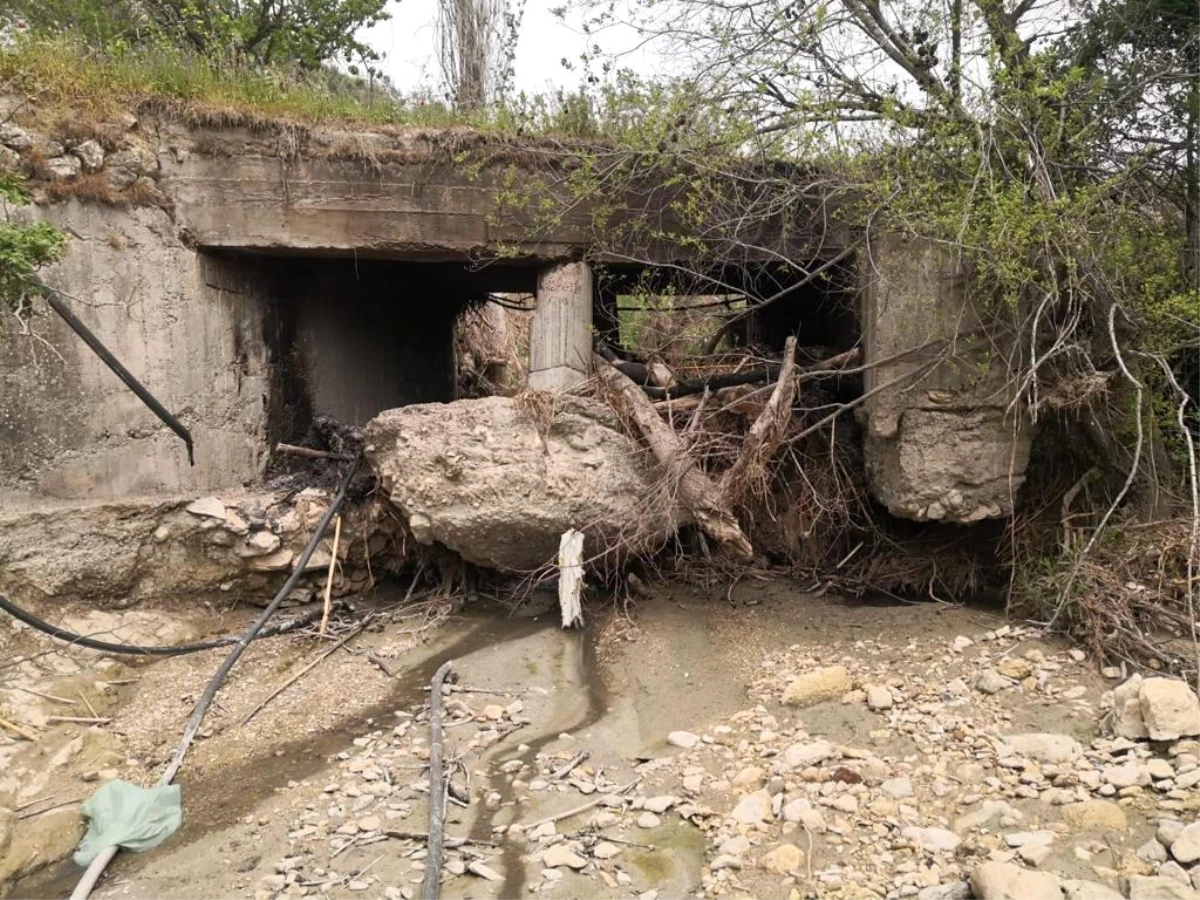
[364,395,679,571]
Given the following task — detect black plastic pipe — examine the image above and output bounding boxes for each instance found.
[31,276,195,465]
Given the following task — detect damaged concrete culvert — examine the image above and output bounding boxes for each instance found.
[365,395,682,572]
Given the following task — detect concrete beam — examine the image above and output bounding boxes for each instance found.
[529,262,593,391]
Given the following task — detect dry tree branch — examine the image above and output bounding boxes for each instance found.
[1046,304,1146,631]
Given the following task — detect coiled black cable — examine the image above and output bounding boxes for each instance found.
[0,592,339,656]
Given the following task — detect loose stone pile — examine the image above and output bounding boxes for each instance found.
[640,627,1200,900]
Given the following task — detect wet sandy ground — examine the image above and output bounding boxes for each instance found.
[12,581,1116,900]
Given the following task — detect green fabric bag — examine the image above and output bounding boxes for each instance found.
[73,780,182,865]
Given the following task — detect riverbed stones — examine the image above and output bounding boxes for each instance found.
[970,862,1063,900]
[542,845,587,869]
[866,685,894,710]
[1140,679,1200,740]
[1170,823,1200,865]
[668,731,700,750]
[186,496,227,519]
[1127,875,1200,900]
[783,666,851,707]
[729,790,773,824]
[1001,732,1082,764]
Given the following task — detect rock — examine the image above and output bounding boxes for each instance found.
[1147,759,1175,780]
[1141,679,1200,741]
[917,882,971,900]
[0,146,19,172]
[953,636,975,651]
[356,815,382,832]
[955,800,1019,832]
[784,740,835,768]
[0,123,31,150]
[711,855,742,871]
[1111,675,1149,739]
[733,766,764,786]
[186,496,227,519]
[365,397,676,570]
[644,796,676,814]
[1062,880,1124,900]
[1159,821,1186,848]
[44,155,81,180]
[236,530,282,558]
[668,731,700,749]
[1004,831,1055,849]
[1126,876,1200,900]
[1161,863,1193,887]
[250,549,294,571]
[997,658,1034,679]
[636,812,660,829]
[542,845,587,869]
[1001,733,1082,764]
[760,844,804,874]
[782,799,826,831]
[729,790,773,824]
[970,862,1063,900]
[866,685,894,711]
[72,140,105,172]
[783,667,851,707]
[1170,823,1200,864]
[881,777,914,799]
[468,861,503,881]
[975,669,1013,695]
[719,836,750,856]
[902,827,960,853]
[1061,800,1127,831]
[593,842,621,860]
[1139,839,1169,863]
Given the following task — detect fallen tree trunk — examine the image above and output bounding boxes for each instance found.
[718,336,799,503]
[594,354,754,561]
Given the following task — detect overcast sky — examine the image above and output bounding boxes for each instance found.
[361,0,655,96]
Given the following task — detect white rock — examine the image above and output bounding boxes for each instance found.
[237,530,282,558]
[467,861,502,881]
[72,139,105,172]
[1170,822,1200,864]
[710,855,742,871]
[44,155,81,180]
[902,827,960,853]
[866,685,894,711]
[1126,875,1200,900]
[1160,863,1193,888]
[636,812,660,829]
[1001,733,1082,764]
[784,740,835,768]
[970,862,1064,900]
[1139,839,1169,863]
[1003,831,1055,849]
[729,790,773,824]
[186,496,227,519]
[1111,675,1149,738]
[917,883,971,900]
[0,123,32,150]
[668,731,700,749]
[1140,678,1200,741]
[975,670,1013,695]
[644,796,677,814]
[1101,762,1150,788]
[953,636,974,651]
[782,799,826,832]
[542,844,587,869]
[593,842,621,860]
[881,778,914,799]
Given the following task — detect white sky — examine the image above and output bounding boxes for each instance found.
[361,0,656,96]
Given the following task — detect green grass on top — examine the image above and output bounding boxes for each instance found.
[0,33,609,136]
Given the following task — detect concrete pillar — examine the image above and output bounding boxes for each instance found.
[529,262,593,391]
[858,235,1030,523]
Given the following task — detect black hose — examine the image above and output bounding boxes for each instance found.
[31,275,195,466]
[0,593,339,657]
[160,453,361,782]
[69,455,363,900]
